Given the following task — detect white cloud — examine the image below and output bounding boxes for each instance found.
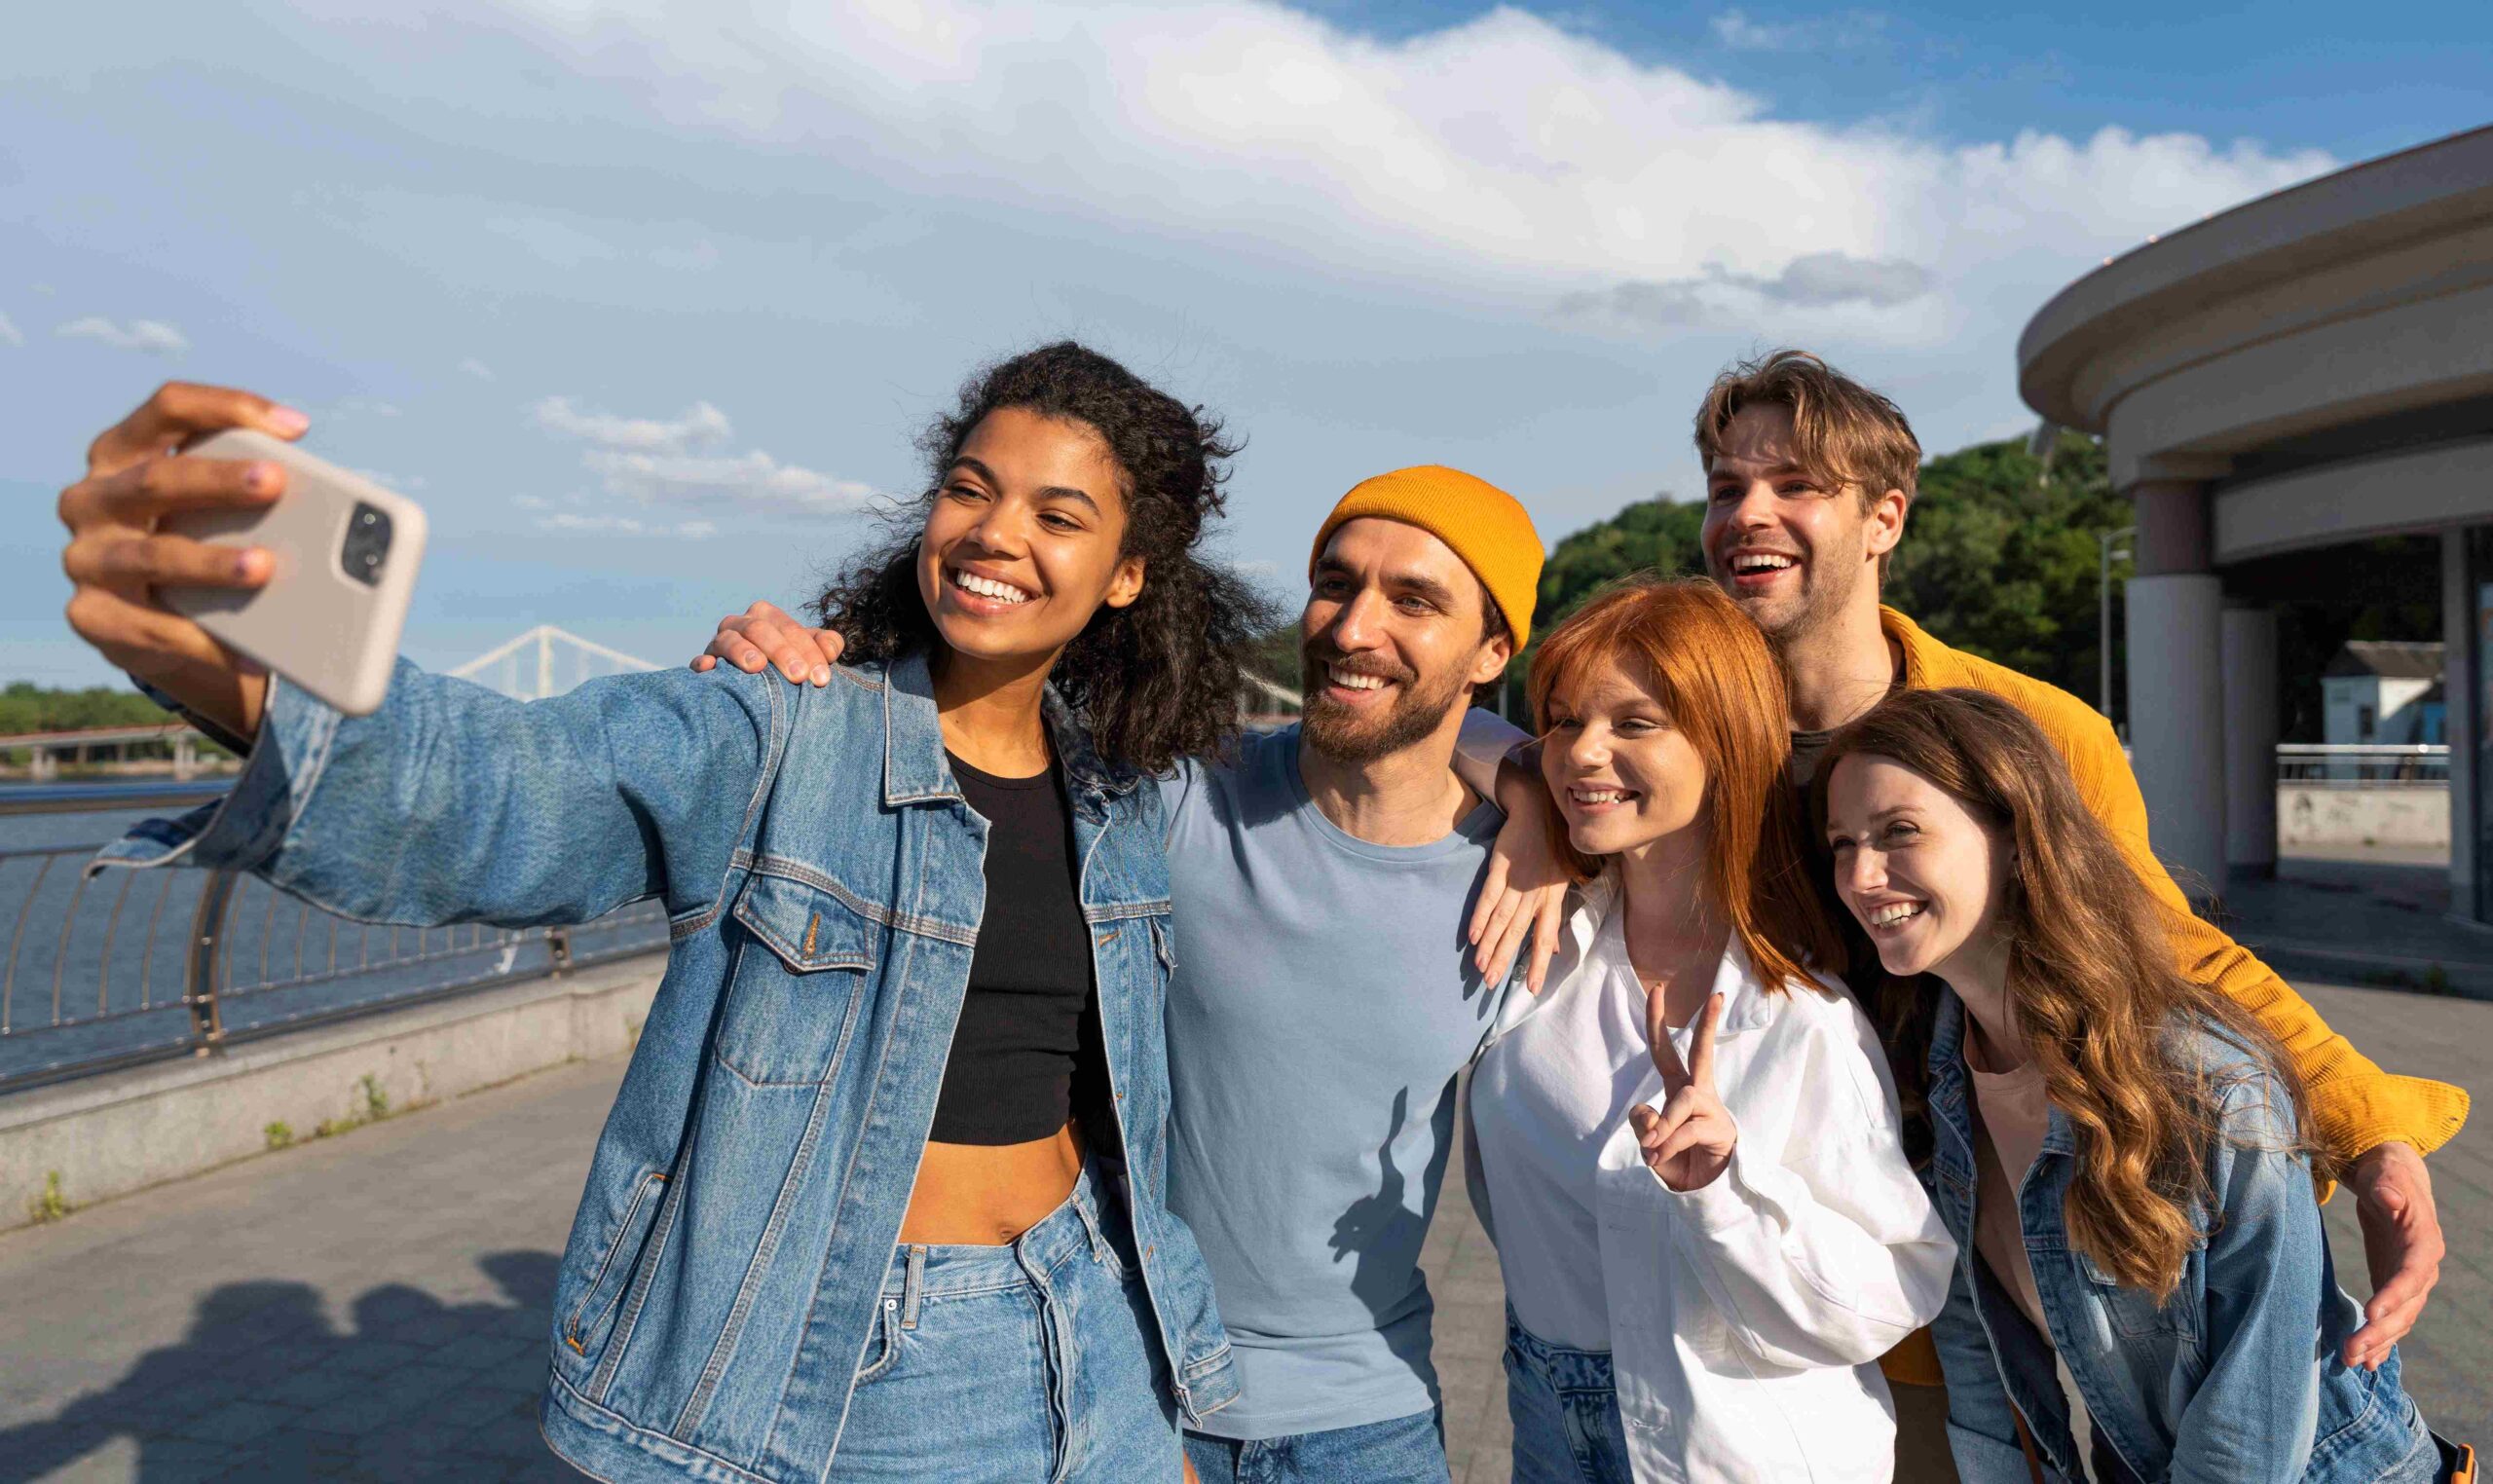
[0,312,20,348]
[532,395,876,515]
[532,395,733,452]
[582,448,877,511]
[535,511,720,538]
[460,357,497,381]
[1709,9,1886,52]
[373,0,2327,346]
[56,315,189,355]
[1560,250,1934,331]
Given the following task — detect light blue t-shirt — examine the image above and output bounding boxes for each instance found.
[1159,725,1508,1440]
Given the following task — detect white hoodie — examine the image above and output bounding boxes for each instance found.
[1464,879,1955,1484]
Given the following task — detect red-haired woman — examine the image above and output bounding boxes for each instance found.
[1464,577,1953,1484]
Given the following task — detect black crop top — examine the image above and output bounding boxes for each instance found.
[928,751,1109,1145]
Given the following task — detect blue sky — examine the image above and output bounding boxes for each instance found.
[5,0,2485,686]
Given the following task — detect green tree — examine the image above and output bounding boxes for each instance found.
[1884,429,2130,706]
[1534,497,1710,625]
[0,683,183,735]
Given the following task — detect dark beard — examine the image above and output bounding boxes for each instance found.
[1300,653,1472,765]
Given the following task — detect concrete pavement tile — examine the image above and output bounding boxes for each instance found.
[343,1437,483,1482]
[423,1384,537,1432]
[263,1367,366,1410]
[457,1412,563,1461]
[294,1392,418,1438]
[167,1398,302,1446]
[327,1341,430,1377]
[421,1331,540,1373]
[3,1425,128,1482]
[216,1426,360,1476]
[479,1355,552,1394]
[499,1447,591,1482]
[285,1364,474,1439]
[99,1437,242,1484]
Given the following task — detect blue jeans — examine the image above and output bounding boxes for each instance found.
[1504,1315,1630,1484]
[831,1166,1179,1482]
[1183,1407,1448,1483]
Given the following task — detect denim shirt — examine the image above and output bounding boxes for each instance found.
[1919,991,2431,1484]
[93,653,1239,1483]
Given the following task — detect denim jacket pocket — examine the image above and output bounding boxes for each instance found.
[563,1168,671,1363]
[719,871,878,1086]
[2072,1246,2194,1341]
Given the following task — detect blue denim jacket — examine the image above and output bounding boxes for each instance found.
[96,653,1239,1483]
[1919,990,2432,1483]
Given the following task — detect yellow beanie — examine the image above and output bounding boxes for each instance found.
[1308,465,1545,650]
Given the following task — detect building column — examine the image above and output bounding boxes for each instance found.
[2221,604,2279,879]
[2442,530,2475,918]
[2126,478,2226,900]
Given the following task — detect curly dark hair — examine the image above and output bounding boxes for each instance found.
[811,342,1277,775]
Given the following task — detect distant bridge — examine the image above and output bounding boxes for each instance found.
[0,723,207,782]
[446,624,660,702]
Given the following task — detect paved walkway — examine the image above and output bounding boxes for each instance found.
[2230,854,2493,997]
[0,983,2482,1483]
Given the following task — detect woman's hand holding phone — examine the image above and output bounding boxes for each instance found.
[58,382,307,741]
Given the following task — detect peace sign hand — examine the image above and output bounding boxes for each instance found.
[1628,990,1737,1192]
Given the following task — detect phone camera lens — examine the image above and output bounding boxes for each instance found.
[342,501,393,587]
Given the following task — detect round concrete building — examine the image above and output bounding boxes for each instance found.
[2019,125,2493,919]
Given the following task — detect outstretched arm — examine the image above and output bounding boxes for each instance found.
[98,660,780,931]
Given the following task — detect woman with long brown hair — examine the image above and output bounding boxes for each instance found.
[1819,686,2446,1483]
[1463,577,1953,1484]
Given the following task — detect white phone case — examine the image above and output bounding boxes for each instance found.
[165,428,428,717]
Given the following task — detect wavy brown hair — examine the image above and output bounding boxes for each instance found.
[1693,349,1920,581]
[1528,577,1842,991]
[1819,687,2327,1299]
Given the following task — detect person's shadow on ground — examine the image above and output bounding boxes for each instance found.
[0,1250,579,1483]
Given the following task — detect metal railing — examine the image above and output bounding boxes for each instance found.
[2275,744,2449,788]
[0,783,667,1094]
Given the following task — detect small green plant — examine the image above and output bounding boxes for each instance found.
[264,1121,295,1150]
[359,1074,391,1122]
[28,1170,70,1224]
[2421,964,2453,997]
[314,1118,346,1138]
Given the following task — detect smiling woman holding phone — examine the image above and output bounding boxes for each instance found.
[56,345,1269,1482]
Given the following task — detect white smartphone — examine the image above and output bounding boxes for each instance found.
[165,428,428,717]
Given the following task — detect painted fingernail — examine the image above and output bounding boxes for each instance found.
[244,462,279,493]
[266,406,310,437]
[811,665,831,686]
[234,549,268,581]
